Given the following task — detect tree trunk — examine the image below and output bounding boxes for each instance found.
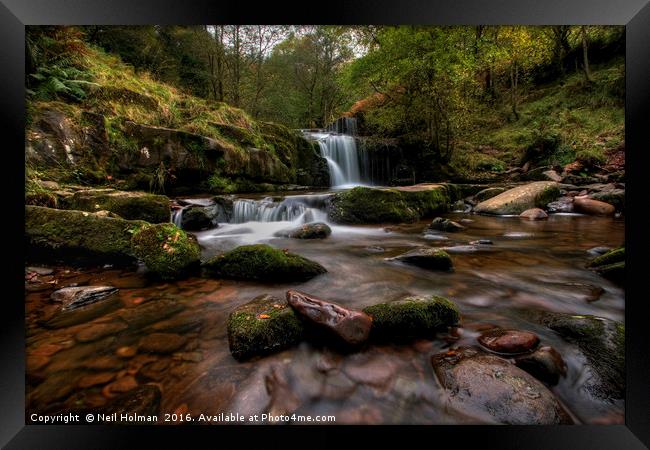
[581,26,593,83]
[510,61,519,121]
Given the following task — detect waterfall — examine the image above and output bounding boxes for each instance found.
[302,117,369,188]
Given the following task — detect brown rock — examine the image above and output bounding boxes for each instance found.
[104,375,138,396]
[75,320,128,343]
[139,333,187,354]
[431,347,572,424]
[78,372,117,388]
[265,365,301,418]
[573,197,615,216]
[515,346,567,385]
[478,329,539,354]
[116,346,137,358]
[84,355,125,371]
[519,208,548,220]
[286,290,372,346]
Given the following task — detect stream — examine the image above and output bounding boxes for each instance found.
[25,189,625,424]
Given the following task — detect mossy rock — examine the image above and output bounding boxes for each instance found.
[64,189,170,223]
[25,205,146,265]
[587,247,624,268]
[131,223,201,280]
[587,247,624,284]
[525,310,624,401]
[180,206,214,231]
[202,244,326,282]
[391,248,453,271]
[328,187,418,224]
[363,295,460,341]
[227,294,305,360]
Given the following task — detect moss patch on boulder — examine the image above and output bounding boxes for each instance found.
[363,295,460,341]
[131,223,201,279]
[63,189,170,223]
[203,244,326,282]
[587,246,624,284]
[227,294,305,360]
[25,205,145,265]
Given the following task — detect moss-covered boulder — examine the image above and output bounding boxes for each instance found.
[25,205,145,265]
[63,189,170,223]
[524,310,624,401]
[390,248,453,271]
[327,184,452,224]
[203,244,326,282]
[131,223,201,279]
[180,206,215,231]
[474,182,560,215]
[227,294,305,360]
[587,247,624,284]
[363,295,460,341]
[275,222,332,239]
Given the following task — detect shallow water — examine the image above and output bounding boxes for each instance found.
[25,201,625,425]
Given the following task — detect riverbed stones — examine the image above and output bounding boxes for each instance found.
[286,290,372,346]
[431,347,572,424]
[524,310,624,400]
[573,196,615,216]
[515,346,567,385]
[474,182,560,215]
[25,205,147,265]
[519,208,548,220]
[63,189,170,223]
[275,222,332,239]
[180,206,215,231]
[477,329,540,354]
[390,248,453,271]
[131,223,201,280]
[227,294,305,360]
[118,298,185,328]
[203,244,326,282]
[139,333,187,354]
[587,247,624,284]
[428,217,465,232]
[75,320,128,343]
[363,295,460,341]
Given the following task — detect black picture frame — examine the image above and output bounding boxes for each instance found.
[2,0,649,448]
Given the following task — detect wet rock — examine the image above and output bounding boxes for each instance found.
[203,244,326,282]
[587,247,624,284]
[265,365,302,418]
[542,170,563,182]
[26,266,54,276]
[589,189,625,211]
[573,197,615,216]
[428,217,465,232]
[99,385,161,419]
[227,294,305,360]
[423,233,449,241]
[363,295,460,341]
[25,205,146,266]
[78,372,116,389]
[525,310,624,400]
[84,355,125,371]
[118,298,185,328]
[28,371,79,406]
[131,223,201,280]
[44,292,121,329]
[477,329,540,354]
[139,333,187,354]
[515,346,567,385]
[51,286,119,311]
[519,208,548,220]
[104,375,138,396]
[469,239,493,245]
[459,218,474,224]
[546,196,574,213]
[275,222,332,239]
[431,347,572,424]
[180,206,215,231]
[286,290,372,346]
[75,320,128,343]
[140,359,171,380]
[63,189,170,223]
[390,248,453,271]
[116,346,138,358]
[343,356,396,389]
[474,182,560,215]
[441,245,492,254]
[474,187,507,202]
[587,246,612,256]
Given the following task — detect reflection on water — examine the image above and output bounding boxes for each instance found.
[25,210,624,424]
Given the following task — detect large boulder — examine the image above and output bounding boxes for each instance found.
[62,189,170,223]
[473,187,507,202]
[524,310,625,401]
[573,197,615,216]
[474,182,560,215]
[389,248,453,271]
[180,206,215,231]
[130,223,201,279]
[227,294,305,360]
[25,205,146,265]
[203,244,326,282]
[586,247,624,284]
[431,347,572,424]
[275,222,332,239]
[286,290,372,346]
[363,295,460,341]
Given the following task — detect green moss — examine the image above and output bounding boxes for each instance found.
[587,247,625,268]
[227,294,305,360]
[130,223,201,279]
[328,187,418,224]
[203,244,326,282]
[534,185,561,209]
[576,148,606,168]
[363,295,460,341]
[25,205,146,265]
[64,190,170,223]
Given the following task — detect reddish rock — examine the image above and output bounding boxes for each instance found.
[78,372,116,388]
[573,197,615,216]
[139,333,187,354]
[478,329,539,354]
[75,320,128,343]
[116,346,137,358]
[519,208,548,220]
[104,375,138,396]
[286,290,372,346]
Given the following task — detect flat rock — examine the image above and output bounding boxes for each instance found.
[139,333,187,353]
[573,197,615,216]
[519,208,548,220]
[51,286,119,311]
[431,347,572,424]
[474,182,560,215]
[478,329,540,354]
[286,290,372,346]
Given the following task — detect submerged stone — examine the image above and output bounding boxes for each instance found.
[390,248,453,271]
[227,294,305,360]
[51,286,119,311]
[477,329,540,354]
[203,244,326,282]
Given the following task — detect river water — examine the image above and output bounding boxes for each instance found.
[25,191,625,424]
